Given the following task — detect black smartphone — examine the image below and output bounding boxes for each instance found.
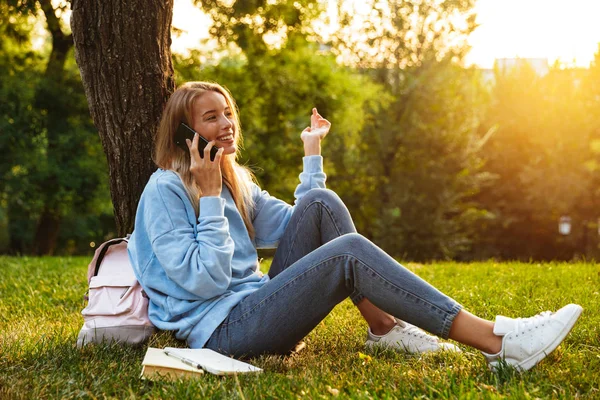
[174,122,219,161]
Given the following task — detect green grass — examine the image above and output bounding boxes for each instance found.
[1,257,599,399]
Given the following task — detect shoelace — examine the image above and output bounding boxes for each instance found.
[513,311,552,335]
[400,324,437,343]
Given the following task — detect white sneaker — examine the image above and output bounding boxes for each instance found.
[482,303,583,371]
[365,319,461,354]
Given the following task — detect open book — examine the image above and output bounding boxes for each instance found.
[141,347,262,380]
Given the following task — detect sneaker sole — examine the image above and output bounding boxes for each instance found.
[513,304,583,371]
[365,340,461,354]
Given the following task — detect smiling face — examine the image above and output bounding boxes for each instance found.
[190,90,237,156]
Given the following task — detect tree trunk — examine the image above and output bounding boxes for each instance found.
[70,0,175,235]
[31,0,73,255]
[33,208,61,256]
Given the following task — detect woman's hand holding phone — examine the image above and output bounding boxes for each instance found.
[301,108,331,156]
[186,133,225,197]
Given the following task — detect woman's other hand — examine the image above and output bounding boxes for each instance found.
[301,108,331,156]
[186,134,225,197]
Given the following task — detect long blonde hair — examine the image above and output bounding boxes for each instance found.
[154,81,256,238]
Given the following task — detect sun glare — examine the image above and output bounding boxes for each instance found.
[171,0,213,54]
[172,0,600,68]
[467,0,600,68]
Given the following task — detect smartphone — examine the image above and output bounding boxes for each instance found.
[174,122,219,161]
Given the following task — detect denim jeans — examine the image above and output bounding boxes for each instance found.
[204,189,462,357]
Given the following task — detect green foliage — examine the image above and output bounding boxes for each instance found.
[197,0,322,56]
[328,0,477,70]
[178,0,488,261]
[1,257,598,398]
[346,63,491,260]
[321,0,488,260]
[3,0,598,261]
[0,1,36,45]
[0,3,114,255]
[175,38,383,203]
[474,62,599,260]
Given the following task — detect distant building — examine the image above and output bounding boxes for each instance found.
[477,58,551,86]
[479,68,495,85]
[494,57,550,77]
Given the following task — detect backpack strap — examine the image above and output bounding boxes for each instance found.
[93,238,129,277]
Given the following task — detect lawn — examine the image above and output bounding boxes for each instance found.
[1,257,599,399]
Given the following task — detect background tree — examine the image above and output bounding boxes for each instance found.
[581,46,600,258]
[200,0,320,56]
[329,0,477,70]
[0,0,112,255]
[175,40,381,203]
[474,62,596,260]
[321,0,489,260]
[189,0,383,201]
[70,0,175,236]
[4,0,597,260]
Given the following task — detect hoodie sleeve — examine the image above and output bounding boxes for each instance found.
[252,155,326,248]
[148,178,234,300]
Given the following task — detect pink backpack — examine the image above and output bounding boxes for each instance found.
[76,236,155,347]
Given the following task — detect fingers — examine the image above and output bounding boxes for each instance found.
[187,132,200,159]
[307,108,331,142]
[204,140,216,160]
[203,140,224,163]
[312,108,324,122]
[187,136,223,196]
[213,146,225,164]
[311,107,327,127]
[313,108,324,119]
[188,135,222,164]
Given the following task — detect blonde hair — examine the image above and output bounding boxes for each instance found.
[154,81,256,238]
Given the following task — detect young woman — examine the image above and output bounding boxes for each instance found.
[128,81,582,371]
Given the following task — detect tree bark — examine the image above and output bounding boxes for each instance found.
[70,0,175,235]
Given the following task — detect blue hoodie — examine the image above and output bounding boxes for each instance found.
[128,156,326,348]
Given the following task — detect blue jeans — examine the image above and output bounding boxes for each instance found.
[205,189,462,357]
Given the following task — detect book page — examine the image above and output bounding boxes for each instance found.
[143,347,203,373]
[163,347,262,375]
